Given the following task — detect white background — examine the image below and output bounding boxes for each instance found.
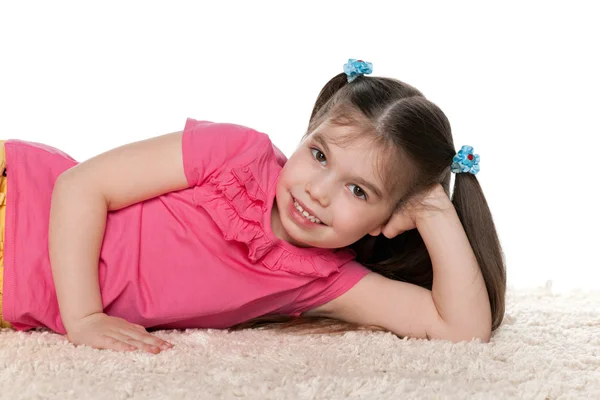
[1,1,598,293]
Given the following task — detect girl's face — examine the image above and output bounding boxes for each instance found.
[273,122,396,249]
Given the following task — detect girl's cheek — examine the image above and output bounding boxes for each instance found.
[334,198,353,218]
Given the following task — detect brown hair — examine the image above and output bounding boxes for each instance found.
[228,72,506,338]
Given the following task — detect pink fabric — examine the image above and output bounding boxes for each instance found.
[2,118,370,334]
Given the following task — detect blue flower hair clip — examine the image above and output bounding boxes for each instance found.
[451,145,480,175]
[343,59,373,83]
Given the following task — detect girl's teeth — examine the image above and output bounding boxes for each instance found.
[294,199,322,224]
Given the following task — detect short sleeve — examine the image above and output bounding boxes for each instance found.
[181,118,271,186]
[287,260,371,317]
[271,143,288,167]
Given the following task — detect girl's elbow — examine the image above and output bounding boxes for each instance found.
[448,329,491,344]
[433,322,491,343]
[440,316,492,343]
[480,328,492,343]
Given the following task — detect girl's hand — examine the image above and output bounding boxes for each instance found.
[66,312,173,354]
[381,184,454,239]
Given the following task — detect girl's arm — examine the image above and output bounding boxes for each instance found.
[49,176,107,330]
[317,188,491,343]
[49,130,188,353]
[416,206,491,340]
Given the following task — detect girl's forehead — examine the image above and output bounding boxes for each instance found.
[311,120,368,142]
[307,120,374,149]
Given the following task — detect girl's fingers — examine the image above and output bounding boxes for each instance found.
[101,335,137,352]
[127,323,171,348]
[128,329,172,350]
[111,329,172,353]
[108,331,160,353]
[126,338,162,354]
[132,323,147,331]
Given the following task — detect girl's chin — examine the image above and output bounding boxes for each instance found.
[282,227,314,248]
[278,223,319,248]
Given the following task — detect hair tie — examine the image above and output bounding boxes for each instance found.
[343,59,373,83]
[451,145,480,175]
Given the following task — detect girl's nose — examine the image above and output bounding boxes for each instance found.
[305,180,331,208]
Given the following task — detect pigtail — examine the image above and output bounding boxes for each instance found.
[305,73,350,136]
[451,173,506,330]
[308,73,349,123]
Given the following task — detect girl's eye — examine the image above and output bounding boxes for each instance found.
[349,184,367,200]
[311,148,326,165]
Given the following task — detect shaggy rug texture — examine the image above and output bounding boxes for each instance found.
[1,283,598,399]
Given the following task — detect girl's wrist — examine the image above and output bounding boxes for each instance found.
[415,187,455,225]
[415,200,457,228]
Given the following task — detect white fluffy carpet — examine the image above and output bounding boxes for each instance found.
[1,284,599,399]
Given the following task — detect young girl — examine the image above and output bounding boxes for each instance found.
[0,59,506,354]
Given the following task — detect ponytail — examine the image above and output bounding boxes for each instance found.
[308,73,348,125]
[452,173,506,330]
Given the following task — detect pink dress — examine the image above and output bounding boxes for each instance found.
[2,118,371,334]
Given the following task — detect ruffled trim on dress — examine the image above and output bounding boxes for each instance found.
[192,164,356,278]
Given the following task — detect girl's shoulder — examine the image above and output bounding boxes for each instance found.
[183,119,289,170]
[184,118,272,152]
[182,118,278,185]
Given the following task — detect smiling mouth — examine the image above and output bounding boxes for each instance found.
[292,196,324,225]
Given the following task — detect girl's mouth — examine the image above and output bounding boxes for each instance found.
[289,195,324,227]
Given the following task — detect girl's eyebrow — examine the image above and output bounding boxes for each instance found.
[311,132,384,199]
[352,176,383,199]
[312,132,331,156]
